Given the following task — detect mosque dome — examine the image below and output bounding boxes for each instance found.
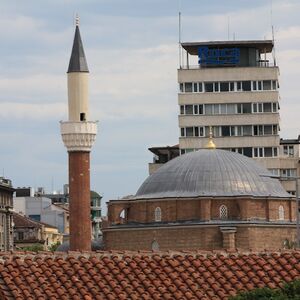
[135,149,290,199]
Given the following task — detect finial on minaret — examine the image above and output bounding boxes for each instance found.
[206,126,216,149]
[75,14,80,26]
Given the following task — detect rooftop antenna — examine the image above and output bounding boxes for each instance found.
[270,0,277,66]
[179,11,182,68]
[178,0,183,68]
[227,16,230,40]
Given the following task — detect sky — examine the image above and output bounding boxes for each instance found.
[0,0,299,214]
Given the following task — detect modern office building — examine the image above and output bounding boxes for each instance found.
[150,39,300,195]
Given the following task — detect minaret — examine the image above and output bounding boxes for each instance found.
[60,19,97,251]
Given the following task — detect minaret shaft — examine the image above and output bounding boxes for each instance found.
[69,152,91,251]
[68,73,89,121]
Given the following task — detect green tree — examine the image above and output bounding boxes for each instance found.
[49,241,61,252]
[20,244,44,252]
[230,280,300,300]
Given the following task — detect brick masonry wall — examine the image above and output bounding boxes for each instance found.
[69,152,91,251]
[104,225,297,251]
[108,197,296,225]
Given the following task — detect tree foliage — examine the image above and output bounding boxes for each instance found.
[230,280,300,300]
[20,244,44,252]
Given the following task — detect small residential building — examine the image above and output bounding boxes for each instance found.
[13,196,69,234]
[13,212,63,250]
[0,177,14,251]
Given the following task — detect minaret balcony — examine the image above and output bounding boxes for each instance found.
[60,121,98,152]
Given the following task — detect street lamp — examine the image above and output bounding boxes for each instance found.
[260,173,300,248]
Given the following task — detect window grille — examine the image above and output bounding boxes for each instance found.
[219,205,228,219]
[154,207,161,222]
[279,205,284,221]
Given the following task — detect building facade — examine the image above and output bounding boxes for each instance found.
[13,196,69,234]
[150,40,300,195]
[13,212,63,250]
[0,177,14,251]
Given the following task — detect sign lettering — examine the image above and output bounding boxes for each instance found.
[198,46,240,65]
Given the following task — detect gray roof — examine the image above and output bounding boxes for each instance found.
[135,149,290,199]
[181,40,273,55]
[67,26,89,73]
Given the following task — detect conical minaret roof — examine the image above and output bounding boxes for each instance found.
[67,25,89,73]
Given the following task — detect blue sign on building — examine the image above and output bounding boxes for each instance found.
[198,46,240,65]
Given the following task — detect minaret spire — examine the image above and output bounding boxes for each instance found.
[67,17,89,73]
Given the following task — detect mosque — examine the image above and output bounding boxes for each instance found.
[103,136,297,251]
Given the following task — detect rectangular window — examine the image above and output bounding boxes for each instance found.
[214,82,219,92]
[253,103,257,113]
[213,104,220,115]
[252,81,257,91]
[273,147,278,157]
[272,103,277,112]
[229,82,235,91]
[181,128,185,137]
[237,81,242,91]
[194,127,199,137]
[269,168,279,176]
[264,125,273,135]
[198,82,203,92]
[220,82,229,92]
[185,105,193,115]
[220,104,226,114]
[258,81,262,91]
[204,82,213,92]
[263,80,272,90]
[180,83,184,93]
[199,104,204,115]
[272,80,277,90]
[221,126,230,137]
[237,104,242,114]
[185,82,193,93]
[199,127,204,137]
[283,145,294,157]
[185,127,194,137]
[205,104,213,115]
[194,105,198,115]
[230,126,236,136]
[180,105,184,115]
[244,147,252,157]
[243,126,252,136]
[263,103,272,112]
[273,125,278,135]
[193,82,198,93]
[243,81,251,91]
[264,147,273,157]
[227,104,235,114]
[243,103,252,113]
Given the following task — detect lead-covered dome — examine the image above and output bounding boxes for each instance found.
[135,149,290,199]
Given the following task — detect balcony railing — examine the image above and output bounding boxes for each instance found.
[179,61,276,70]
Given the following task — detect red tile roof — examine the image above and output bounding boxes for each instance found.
[0,250,299,299]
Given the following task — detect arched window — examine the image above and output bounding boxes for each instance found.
[279,205,284,221]
[219,205,228,219]
[119,209,125,219]
[154,207,161,222]
[151,240,159,251]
